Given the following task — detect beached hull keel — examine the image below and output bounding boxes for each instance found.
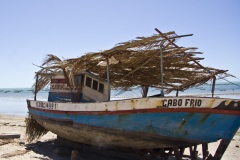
[33,115,201,149]
[29,111,240,160]
[27,101,240,148]
[27,97,240,159]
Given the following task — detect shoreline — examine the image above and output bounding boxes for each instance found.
[0,114,239,159]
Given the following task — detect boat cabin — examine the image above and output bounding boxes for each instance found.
[48,72,109,103]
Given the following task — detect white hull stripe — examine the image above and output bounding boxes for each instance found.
[28,97,240,112]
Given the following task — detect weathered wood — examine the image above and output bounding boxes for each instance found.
[155,28,205,70]
[189,145,198,160]
[33,29,229,95]
[0,133,20,139]
[121,52,157,80]
[202,143,209,160]
[213,139,231,160]
[141,86,149,98]
[179,147,185,156]
[173,147,182,160]
[71,150,78,160]
[34,73,39,101]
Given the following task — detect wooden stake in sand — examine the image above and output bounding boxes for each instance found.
[0,133,20,139]
[71,150,79,160]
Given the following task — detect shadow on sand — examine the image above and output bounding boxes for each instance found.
[25,139,205,160]
[25,139,161,160]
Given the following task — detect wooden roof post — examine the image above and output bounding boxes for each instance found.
[160,46,164,97]
[176,89,179,97]
[211,76,216,97]
[34,72,39,101]
[106,58,111,101]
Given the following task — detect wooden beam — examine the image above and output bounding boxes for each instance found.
[121,52,157,79]
[0,133,20,139]
[155,28,206,70]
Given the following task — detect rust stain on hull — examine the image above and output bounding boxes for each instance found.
[199,114,210,125]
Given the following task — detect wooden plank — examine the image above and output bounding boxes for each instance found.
[173,147,182,160]
[71,150,78,160]
[202,143,209,159]
[213,139,231,160]
[0,133,20,139]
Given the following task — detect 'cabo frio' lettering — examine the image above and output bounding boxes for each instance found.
[36,101,57,110]
[163,99,182,107]
[185,99,202,107]
[162,98,202,107]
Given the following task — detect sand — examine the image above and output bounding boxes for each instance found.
[0,114,239,160]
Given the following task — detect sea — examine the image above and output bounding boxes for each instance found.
[1,82,240,116]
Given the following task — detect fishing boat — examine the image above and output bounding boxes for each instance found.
[26,28,240,160]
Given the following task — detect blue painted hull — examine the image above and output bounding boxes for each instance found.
[28,104,240,149]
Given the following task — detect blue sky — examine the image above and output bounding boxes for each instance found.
[0,0,239,88]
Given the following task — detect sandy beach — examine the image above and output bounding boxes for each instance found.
[0,114,239,160]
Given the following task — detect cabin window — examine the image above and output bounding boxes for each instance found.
[93,79,98,91]
[85,75,105,94]
[99,83,104,93]
[74,75,83,86]
[86,77,92,88]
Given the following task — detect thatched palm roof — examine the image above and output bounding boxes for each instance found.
[34,29,229,94]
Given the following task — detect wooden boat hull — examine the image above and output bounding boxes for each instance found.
[27,97,240,149]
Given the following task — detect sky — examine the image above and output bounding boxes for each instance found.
[0,0,239,88]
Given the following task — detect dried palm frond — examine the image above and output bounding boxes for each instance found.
[25,114,48,142]
[42,54,62,66]
[32,29,230,94]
